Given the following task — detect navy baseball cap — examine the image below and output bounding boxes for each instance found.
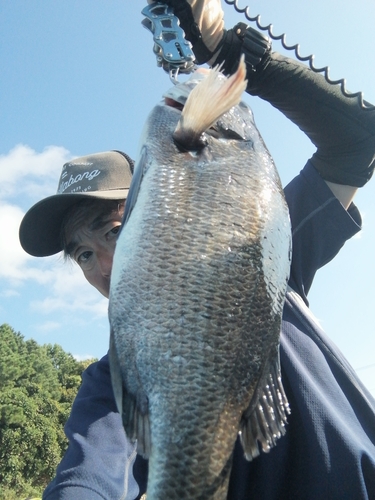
[19,150,133,257]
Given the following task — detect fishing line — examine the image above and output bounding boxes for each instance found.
[356,362,375,372]
[224,0,375,111]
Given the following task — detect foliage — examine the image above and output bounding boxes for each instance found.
[0,323,97,498]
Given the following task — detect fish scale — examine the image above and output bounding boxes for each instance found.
[109,63,291,499]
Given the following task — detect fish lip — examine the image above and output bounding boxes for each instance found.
[162,87,188,109]
[164,97,184,112]
[162,71,206,109]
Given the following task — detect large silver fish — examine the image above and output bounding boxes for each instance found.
[109,58,292,499]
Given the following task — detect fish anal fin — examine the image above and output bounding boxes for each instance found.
[240,354,290,461]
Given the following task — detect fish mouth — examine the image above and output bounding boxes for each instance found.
[162,72,206,111]
[164,97,184,111]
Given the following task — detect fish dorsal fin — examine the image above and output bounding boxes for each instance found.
[239,353,290,460]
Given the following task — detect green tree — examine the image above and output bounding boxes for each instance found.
[0,324,96,498]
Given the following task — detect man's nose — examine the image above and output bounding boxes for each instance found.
[98,251,113,277]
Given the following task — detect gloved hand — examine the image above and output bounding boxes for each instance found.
[148,0,225,64]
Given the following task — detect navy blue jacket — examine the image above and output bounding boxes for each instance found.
[43,162,375,499]
[227,163,375,499]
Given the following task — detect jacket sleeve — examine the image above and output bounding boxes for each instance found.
[245,50,375,187]
[284,161,362,301]
[216,25,375,187]
[246,49,371,298]
[43,354,139,500]
[216,28,375,297]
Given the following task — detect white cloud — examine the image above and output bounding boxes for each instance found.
[0,202,35,281]
[0,289,20,298]
[0,145,73,283]
[29,260,108,318]
[30,290,108,317]
[73,353,97,362]
[0,201,57,284]
[35,321,61,333]
[0,144,71,205]
[0,145,107,318]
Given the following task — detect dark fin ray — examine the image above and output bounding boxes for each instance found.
[108,330,124,417]
[240,352,290,460]
[121,388,151,459]
[109,331,152,457]
[136,397,152,458]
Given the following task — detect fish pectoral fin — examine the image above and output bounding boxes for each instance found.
[109,332,151,457]
[239,352,290,461]
[122,389,152,459]
[109,331,124,416]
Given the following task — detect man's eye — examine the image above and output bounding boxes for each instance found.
[77,250,92,265]
[108,225,121,239]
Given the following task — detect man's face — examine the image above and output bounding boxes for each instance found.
[64,208,123,298]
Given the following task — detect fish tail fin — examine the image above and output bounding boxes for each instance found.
[240,352,290,460]
[173,55,247,147]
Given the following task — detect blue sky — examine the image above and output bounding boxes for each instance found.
[1,1,375,395]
